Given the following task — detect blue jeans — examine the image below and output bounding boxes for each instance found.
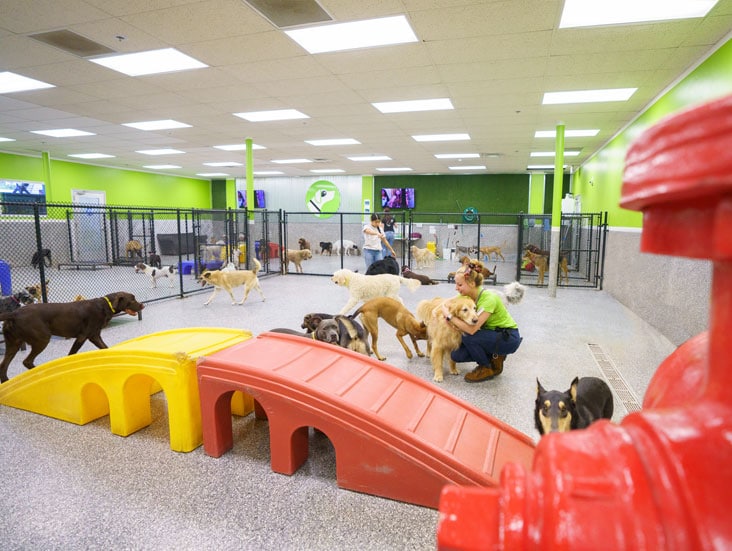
[450,327,522,366]
[364,248,383,269]
[383,230,395,256]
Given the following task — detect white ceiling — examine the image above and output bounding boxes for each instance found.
[1,0,731,180]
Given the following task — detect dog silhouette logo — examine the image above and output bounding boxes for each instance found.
[306,181,340,218]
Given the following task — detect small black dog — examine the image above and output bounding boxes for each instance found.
[31,248,52,269]
[319,241,333,256]
[148,253,162,269]
[0,289,36,313]
[535,376,614,435]
[365,255,400,275]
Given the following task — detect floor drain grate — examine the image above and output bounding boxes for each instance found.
[587,343,642,414]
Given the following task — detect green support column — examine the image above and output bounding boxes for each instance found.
[548,123,565,298]
[41,151,51,192]
[246,138,254,222]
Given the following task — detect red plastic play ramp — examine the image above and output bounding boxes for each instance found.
[198,332,535,509]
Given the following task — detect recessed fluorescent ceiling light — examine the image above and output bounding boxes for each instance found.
[197,172,229,177]
[543,88,636,104]
[435,153,480,159]
[348,155,391,161]
[560,0,719,28]
[0,72,55,93]
[0,137,17,142]
[123,120,191,131]
[203,162,243,167]
[535,129,600,138]
[143,164,180,169]
[272,158,312,164]
[31,128,95,137]
[413,133,470,142]
[376,167,413,172]
[137,148,184,155]
[234,109,309,122]
[306,138,360,146]
[450,165,486,170]
[214,143,265,151]
[90,48,207,76]
[68,153,115,159]
[285,15,418,54]
[531,151,580,157]
[253,171,284,175]
[373,98,454,114]
[311,169,345,174]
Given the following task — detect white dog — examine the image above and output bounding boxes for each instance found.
[333,239,361,256]
[331,268,421,315]
[135,263,177,288]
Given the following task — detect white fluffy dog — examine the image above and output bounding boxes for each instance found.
[331,268,421,315]
[333,239,361,256]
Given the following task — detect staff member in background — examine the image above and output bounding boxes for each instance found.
[363,214,395,269]
[381,207,396,257]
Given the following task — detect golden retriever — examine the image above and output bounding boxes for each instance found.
[284,248,312,274]
[416,295,480,382]
[410,245,436,269]
[200,258,265,305]
[351,297,428,361]
[331,268,421,315]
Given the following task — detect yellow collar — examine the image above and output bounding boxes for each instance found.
[103,296,115,313]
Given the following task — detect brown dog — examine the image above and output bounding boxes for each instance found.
[0,291,145,383]
[401,266,439,285]
[298,237,311,250]
[351,297,428,361]
[416,295,480,382]
[284,248,312,274]
[125,239,143,259]
[200,258,265,305]
[479,241,506,262]
[523,246,569,285]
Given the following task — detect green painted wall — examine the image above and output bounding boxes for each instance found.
[574,37,732,227]
[375,174,530,215]
[0,152,212,209]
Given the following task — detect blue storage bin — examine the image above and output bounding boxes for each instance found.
[0,260,11,295]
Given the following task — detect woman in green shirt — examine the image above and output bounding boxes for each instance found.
[442,260,522,382]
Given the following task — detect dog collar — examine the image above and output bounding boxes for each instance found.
[103,296,116,313]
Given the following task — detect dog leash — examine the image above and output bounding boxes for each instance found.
[103,295,116,313]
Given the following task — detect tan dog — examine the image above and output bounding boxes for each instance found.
[448,256,495,283]
[523,249,569,285]
[125,239,143,259]
[416,295,480,382]
[200,258,265,305]
[479,241,506,262]
[284,248,312,274]
[351,297,428,361]
[410,245,436,269]
[25,282,49,301]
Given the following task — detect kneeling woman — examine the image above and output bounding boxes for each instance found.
[443,261,522,382]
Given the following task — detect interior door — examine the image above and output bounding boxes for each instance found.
[71,189,107,262]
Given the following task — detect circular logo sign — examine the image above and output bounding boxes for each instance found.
[305,180,341,219]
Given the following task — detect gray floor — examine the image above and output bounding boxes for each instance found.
[0,270,677,550]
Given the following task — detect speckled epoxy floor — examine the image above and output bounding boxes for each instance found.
[0,272,676,550]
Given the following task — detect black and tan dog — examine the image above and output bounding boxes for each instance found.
[0,291,145,383]
[319,241,333,255]
[535,376,614,435]
[350,297,427,361]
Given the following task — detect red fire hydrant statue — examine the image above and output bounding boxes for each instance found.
[437,94,732,550]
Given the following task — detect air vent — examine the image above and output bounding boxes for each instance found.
[242,0,332,28]
[29,30,115,57]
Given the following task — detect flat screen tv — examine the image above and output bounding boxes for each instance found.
[404,187,415,209]
[381,188,404,209]
[254,189,266,209]
[0,179,47,215]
